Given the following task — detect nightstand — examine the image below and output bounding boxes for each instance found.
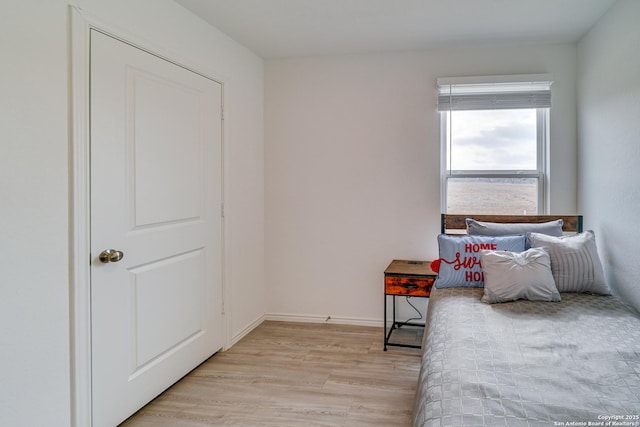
[384,259,436,351]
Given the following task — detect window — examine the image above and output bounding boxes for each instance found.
[438,75,552,215]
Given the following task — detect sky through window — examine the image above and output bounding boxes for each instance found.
[447,109,537,171]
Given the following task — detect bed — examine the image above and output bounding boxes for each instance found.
[412,214,640,426]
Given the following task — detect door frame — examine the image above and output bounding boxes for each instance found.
[69,7,229,426]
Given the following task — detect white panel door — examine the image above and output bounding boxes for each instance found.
[90,30,223,427]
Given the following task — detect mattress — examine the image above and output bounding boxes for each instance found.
[412,287,640,426]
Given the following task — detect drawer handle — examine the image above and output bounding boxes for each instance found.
[402,284,418,289]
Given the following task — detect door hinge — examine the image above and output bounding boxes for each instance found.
[221,106,224,121]
[221,203,225,218]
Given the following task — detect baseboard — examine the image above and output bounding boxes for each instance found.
[229,312,420,348]
[264,312,384,328]
[229,314,265,348]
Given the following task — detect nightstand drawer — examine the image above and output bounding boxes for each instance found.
[385,275,434,297]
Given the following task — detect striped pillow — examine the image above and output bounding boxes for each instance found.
[527,230,610,294]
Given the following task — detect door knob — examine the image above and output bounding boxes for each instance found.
[99,249,124,263]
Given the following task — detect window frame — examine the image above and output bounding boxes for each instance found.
[439,108,549,215]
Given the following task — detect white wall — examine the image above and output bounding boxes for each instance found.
[265,44,578,324]
[0,1,264,426]
[577,0,640,312]
[0,2,71,425]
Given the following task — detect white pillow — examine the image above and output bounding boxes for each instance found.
[527,230,610,295]
[479,247,561,304]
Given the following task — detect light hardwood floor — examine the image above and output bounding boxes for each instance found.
[120,321,423,426]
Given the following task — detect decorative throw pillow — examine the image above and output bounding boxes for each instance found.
[434,234,526,288]
[479,247,560,304]
[466,218,564,237]
[527,230,610,295]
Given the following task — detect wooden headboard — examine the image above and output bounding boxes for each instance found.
[441,214,583,234]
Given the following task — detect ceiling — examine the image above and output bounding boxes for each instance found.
[174,0,616,59]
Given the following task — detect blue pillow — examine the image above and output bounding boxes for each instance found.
[435,234,526,288]
[466,218,564,237]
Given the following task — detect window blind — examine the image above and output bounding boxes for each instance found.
[437,76,553,111]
